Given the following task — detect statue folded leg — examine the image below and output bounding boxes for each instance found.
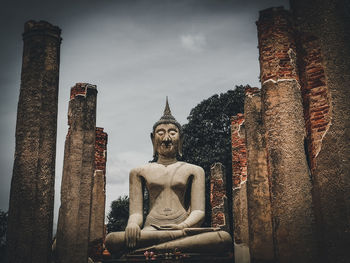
[105,229,232,255]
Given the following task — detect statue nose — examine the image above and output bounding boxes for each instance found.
[162,135,172,145]
[163,135,171,143]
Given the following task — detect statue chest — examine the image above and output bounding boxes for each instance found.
[143,165,192,198]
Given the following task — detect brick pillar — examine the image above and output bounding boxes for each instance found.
[7,20,61,263]
[244,87,274,263]
[231,114,250,263]
[210,162,229,232]
[290,1,350,262]
[56,83,97,263]
[89,127,108,262]
[257,7,318,263]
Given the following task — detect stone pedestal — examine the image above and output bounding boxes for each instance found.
[103,253,233,263]
[244,87,274,263]
[231,114,250,263]
[7,20,61,263]
[56,83,97,263]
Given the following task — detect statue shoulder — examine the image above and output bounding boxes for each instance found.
[129,162,155,176]
[179,162,205,175]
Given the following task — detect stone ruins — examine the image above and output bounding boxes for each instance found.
[6,20,61,263]
[6,0,349,263]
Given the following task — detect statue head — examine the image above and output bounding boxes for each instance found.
[151,98,183,159]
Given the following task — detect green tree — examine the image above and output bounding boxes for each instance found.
[0,210,8,263]
[107,196,129,233]
[182,85,246,226]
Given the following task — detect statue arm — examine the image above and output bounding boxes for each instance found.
[125,168,143,248]
[178,166,205,228]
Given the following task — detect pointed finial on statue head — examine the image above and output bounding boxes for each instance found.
[163,96,171,116]
[160,96,176,121]
[152,97,182,134]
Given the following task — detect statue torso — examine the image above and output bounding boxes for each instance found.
[135,161,198,227]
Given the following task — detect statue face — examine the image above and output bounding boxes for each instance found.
[153,123,180,158]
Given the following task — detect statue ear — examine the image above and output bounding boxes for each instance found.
[151,132,157,158]
[178,134,184,157]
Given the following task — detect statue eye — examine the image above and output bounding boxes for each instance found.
[157,130,165,136]
[169,131,177,136]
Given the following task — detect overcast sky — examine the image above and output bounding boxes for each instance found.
[0,0,289,230]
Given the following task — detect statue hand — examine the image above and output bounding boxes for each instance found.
[125,223,141,248]
[155,223,186,230]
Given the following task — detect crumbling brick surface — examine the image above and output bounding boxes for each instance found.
[231,114,247,189]
[89,128,108,262]
[261,79,319,263]
[56,83,97,263]
[244,87,274,263]
[297,35,331,173]
[231,114,249,258]
[95,127,108,173]
[257,7,298,83]
[70,82,91,99]
[291,1,350,261]
[7,20,61,263]
[258,7,319,262]
[210,163,229,231]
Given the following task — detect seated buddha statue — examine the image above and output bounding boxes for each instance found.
[105,99,232,256]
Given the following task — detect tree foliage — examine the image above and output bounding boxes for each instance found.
[0,210,8,262]
[182,85,246,225]
[106,196,129,233]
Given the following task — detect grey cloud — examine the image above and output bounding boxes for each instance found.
[0,0,289,221]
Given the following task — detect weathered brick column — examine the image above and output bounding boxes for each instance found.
[244,87,274,263]
[231,114,250,263]
[210,162,229,232]
[290,1,350,262]
[257,7,318,263]
[89,127,108,262]
[56,83,97,263]
[7,20,61,263]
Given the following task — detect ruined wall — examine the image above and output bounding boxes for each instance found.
[244,87,274,263]
[56,83,97,263]
[257,7,318,262]
[231,114,250,263]
[7,20,61,263]
[296,34,331,173]
[89,127,108,262]
[290,1,350,262]
[210,162,229,232]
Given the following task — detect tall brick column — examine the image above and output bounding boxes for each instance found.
[257,7,318,263]
[231,114,250,263]
[56,83,97,263]
[244,87,274,263]
[210,162,229,232]
[290,1,350,262]
[7,21,61,263]
[89,127,108,262]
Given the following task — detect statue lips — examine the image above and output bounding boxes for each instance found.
[161,140,173,148]
[159,138,174,152]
